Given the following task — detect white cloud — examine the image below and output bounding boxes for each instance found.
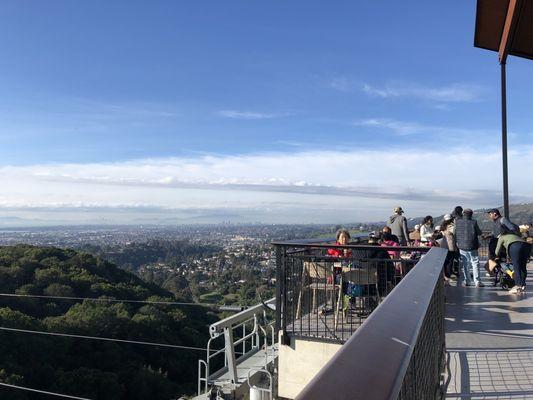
[355,118,494,137]
[361,82,487,102]
[0,146,531,226]
[216,110,289,120]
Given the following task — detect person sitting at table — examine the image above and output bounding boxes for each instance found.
[380,231,400,259]
[363,237,395,296]
[327,229,351,285]
[382,226,399,244]
[327,229,351,258]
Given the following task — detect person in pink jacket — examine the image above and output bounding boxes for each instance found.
[380,231,400,259]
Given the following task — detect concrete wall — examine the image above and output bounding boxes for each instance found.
[277,334,341,399]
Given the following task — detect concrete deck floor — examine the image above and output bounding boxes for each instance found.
[445,263,533,399]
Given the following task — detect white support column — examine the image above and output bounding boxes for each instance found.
[224,326,238,384]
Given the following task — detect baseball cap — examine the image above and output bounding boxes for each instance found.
[487,208,501,216]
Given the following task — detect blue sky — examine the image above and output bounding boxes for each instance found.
[0,1,531,225]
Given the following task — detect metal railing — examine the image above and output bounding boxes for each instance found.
[295,247,448,400]
[273,239,431,343]
[197,298,276,396]
[478,235,491,260]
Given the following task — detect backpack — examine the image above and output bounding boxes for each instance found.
[501,218,521,235]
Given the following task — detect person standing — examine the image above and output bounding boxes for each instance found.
[439,215,458,280]
[485,208,505,260]
[485,208,521,257]
[420,216,435,245]
[451,206,463,221]
[449,206,463,234]
[387,206,409,246]
[455,208,484,287]
[495,226,531,294]
[409,224,421,242]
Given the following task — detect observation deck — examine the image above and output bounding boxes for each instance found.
[203,237,531,399]
[195,235,532,400]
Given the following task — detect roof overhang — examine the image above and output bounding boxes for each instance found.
[474,0,533,63]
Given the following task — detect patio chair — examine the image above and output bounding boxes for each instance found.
[334,265,380,330]
[295,261,340,319]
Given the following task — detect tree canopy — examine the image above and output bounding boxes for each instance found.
[0,245,216,399]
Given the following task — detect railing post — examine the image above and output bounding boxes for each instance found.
[275,244,283,338]
[197,359,207,396]
[242,323,246,355]
[197,360,202,396]
[223,327,238,384]
[254,314,260,349]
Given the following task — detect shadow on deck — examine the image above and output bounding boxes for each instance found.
[445,263,533,399]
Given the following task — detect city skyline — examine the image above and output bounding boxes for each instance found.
[0,1,532,225]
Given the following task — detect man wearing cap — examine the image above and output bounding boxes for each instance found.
[455,208,484,287]
[485,208,510,259]
[387,206,409,246]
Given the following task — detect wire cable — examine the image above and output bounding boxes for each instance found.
[0,293,217,307]
[0,382,91,400]
[0,326,207,351]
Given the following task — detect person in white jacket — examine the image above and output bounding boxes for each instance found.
[420,215,435,244]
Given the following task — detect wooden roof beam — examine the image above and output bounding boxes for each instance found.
[499,0,523,63]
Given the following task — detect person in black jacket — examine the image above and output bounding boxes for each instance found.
[484,208,518,259]
[455,208,484,287]
[451,205,463,221]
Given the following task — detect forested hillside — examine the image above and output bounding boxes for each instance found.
[0,245,217,399]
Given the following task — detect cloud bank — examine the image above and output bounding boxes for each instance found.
[0,147,531,225]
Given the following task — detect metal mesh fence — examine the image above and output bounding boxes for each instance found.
[398,275,445,400]
[276,243,429,343]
